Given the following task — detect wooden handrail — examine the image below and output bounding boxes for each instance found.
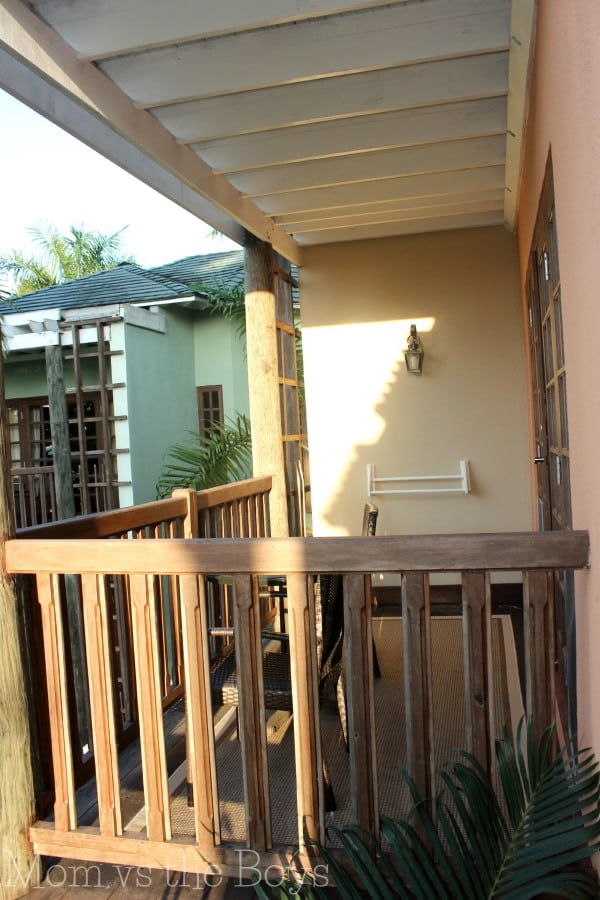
[15,496,188,539]
[14,476,273,540]
[6,530,590,575]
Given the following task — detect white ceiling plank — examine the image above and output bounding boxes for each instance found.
[31,0,404,59]
[274,190,505,227]
[294,210,505,243]
[504,0,536,230]
[228,136,507,197]
[284,199,503,232]
[0,0,301,263]
[155,53,508,142]
[100,0,511,106]
[255,167,506,216]
[195,98,507,173]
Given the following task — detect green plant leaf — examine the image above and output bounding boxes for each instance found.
[156,414,252,497]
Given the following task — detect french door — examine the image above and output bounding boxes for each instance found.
[526,155,575,733]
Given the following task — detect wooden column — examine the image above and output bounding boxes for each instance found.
[45,343,76,521]
[244,233,289,537]
[45,342,91,755]
[0,351,39,895]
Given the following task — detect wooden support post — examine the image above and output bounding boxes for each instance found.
[45,343,76,521]
[287,574,322,847]
[523,569,555,739]
[0,350,39,896]
[462,571,494,774]
[45,343,91,757]
[233,574,270,850]
[345,573,378,835]
[244,232,289,537]
[401,573,435,806]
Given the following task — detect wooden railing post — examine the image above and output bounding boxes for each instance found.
[129,574,171,842]
[523,569,555,738]
[179,574,219,850]
[402,573,434,805]
[80,575,122,836]
[287,573,322,846]
[173,488,200,539]
[36,573,76,832]
[233,574,271,849]
[462,571,494,774]
[345,573,378,835]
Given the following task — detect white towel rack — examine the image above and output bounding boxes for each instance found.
[367,460,471,496]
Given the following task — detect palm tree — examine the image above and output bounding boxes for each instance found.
[0,222,134,296]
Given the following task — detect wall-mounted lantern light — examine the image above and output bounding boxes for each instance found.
[405,323,424,374]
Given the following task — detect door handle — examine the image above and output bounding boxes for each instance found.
[534,456,545,464]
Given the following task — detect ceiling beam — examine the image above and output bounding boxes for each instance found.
[100,0,510,106]
[0,0,301,263]
[504,0,537,230]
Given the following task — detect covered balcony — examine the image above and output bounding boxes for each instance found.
[6,477,589,879]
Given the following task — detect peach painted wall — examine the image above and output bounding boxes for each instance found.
[517,1,600,753]
[299,226,531,558]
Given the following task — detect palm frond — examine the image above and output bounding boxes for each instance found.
[0,222,133,296]
[189,280,247,340]
[260,718,600,899]
[155,414,252,497]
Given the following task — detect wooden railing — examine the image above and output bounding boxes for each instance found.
[5,521,589,878]
[12,465,57,528]
[16,477,273,808]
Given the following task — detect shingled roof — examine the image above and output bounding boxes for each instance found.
[1,248,297,316]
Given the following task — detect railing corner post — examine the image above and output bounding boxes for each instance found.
[172,488,199,538]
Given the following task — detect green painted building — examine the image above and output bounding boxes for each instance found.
[2,250,253,520]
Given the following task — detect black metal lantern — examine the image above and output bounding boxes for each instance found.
[405,323,424,374]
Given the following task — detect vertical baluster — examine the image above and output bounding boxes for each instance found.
[80,574,122,835]
[345,573,378,835]
[523,570,555,738]
[402,573,434,805]
[129,574,171,841]
[287,573,322,846]
[233,574,270,849]
[179,574,219,849]
[36,573,76,831]
[462,571,494,775]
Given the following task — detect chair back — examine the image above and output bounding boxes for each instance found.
[362,502,378,536]
[314,573,344,697]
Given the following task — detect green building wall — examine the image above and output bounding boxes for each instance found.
[121,307,197,505]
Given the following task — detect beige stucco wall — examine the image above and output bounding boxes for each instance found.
[299,226,531,548]
[517,1,600,754]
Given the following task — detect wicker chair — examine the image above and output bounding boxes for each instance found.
[209,573,345,809]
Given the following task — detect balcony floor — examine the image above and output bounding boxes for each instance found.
[25,611,523,896]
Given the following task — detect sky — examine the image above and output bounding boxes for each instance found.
[0,89,240,273]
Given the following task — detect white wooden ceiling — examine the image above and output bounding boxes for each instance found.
[0,0,536,265]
